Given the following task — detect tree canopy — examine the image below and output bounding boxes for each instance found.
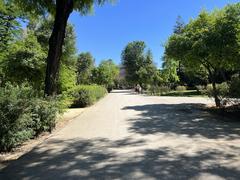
[165,3,240,106]
[121,41,159,87]
[76,52,95,85]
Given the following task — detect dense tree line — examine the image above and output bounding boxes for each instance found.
[165,3,240,106]
[121,40,182,92]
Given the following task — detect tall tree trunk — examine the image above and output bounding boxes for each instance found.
[44,0,73,96]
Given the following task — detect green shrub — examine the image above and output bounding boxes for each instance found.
[229,76,240,98]
[0,83,60,152]
[206,83,229,105]
[29,98,59,136]
[68,85,107,108]
[176,86,187,91]
[196,85,205,92]
[147,85,170,96]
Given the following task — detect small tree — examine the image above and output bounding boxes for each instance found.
[93,59,119,91]
[76,52,95,85]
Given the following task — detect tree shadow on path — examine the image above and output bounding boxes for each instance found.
[1,103,240,179]
[122,103,240,140]
[1,137,240,180]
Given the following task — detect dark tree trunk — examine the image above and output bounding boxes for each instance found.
[212,80,221,107]
[206,67,221,107]
[44,0,73,96]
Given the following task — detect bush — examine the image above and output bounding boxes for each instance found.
[68,85,107,108]
[147,85,170,96]
[229,76,240,98]
[176,86,187,91]
[196,85,205,92]
[0,83,60,152]
[29,98,60,136]
[206,83,229,106]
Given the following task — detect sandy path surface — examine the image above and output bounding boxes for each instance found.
[1,90,240,180]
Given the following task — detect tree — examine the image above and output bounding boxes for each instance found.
[30,16,78,93]
[173,15,185,34]
[165,3,240,107]
[10,0,112,96]
[76,52,95,85]
[93,59,119,91]
[121,41,146,85]
[137,50,159,87]
[0,0,22,85]
[161,56,179,86]
[122,41,158,87]
[3,32,46,89]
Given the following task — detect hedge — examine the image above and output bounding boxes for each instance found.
[68,85,107,108]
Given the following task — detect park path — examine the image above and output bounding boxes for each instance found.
[1,90,240,180]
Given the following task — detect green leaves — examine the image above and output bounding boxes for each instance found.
[166,3,240,73]
[165,3,240,106]
[122,41,159,86]
[9,0,114,17]
[93,59,119,89]
[76,52,95,85]
[3,32,46,89]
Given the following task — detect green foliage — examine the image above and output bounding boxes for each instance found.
[165,3,240,106]
[32,16,77,66]
[93,59,119,91]
[176,86,187,91]
[196,85,206,92]
[3,32,46,89]
[137,50,161,88]
[0,0,21,52]
[147,85,170,96]
[162,90,204,97]
[9,0,113,96]
[0,83,60,152]
[68,85,107,108]
[0,0,22,85]
[161,57,179,85]
[11,0,113,17]
[31,16,77,91]
[229,76,240,98]
[121,41,159,87]
[206,83,229,103]
[58,64,77,93]
[76,52,94,85]
[173,16,185,34]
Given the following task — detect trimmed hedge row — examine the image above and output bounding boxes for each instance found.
[67,85,107,108]
[0,84,61,152]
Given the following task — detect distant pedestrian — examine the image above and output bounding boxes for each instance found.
[135,84,142,94]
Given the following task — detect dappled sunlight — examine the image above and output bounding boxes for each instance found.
[122,103,240,140]
[1,95,240,179]
[1,137,240,179]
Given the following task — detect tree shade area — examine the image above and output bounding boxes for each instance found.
[0,0,239,152]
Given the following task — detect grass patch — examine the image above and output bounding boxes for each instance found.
[161,90,206,97]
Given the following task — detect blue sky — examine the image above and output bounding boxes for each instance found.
[69,0,239,67]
